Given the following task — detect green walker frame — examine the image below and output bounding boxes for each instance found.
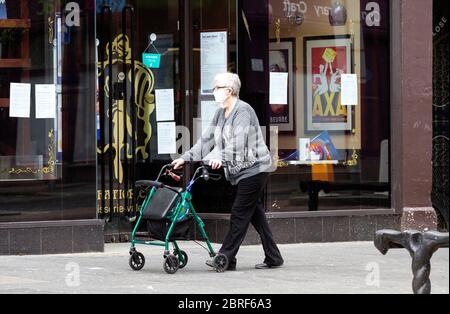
[129,164,229,274]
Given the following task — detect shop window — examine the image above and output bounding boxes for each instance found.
[0,0,97,222]
[267,0,391,212]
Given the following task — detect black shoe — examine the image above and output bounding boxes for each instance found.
[206,258,236,271]
[227,264,237,271]
[255,262,283,270]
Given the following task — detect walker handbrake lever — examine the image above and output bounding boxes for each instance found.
[202,167,210,181]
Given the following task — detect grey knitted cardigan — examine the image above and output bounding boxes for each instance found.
[180,99,272,185]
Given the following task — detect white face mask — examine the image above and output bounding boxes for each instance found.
[213,89,229,107]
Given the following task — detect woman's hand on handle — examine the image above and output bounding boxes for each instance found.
[209,159,223,170]
[172,158,185,170]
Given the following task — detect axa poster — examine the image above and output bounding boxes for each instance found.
[305,36,353,132]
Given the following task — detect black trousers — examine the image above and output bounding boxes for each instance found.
[219,172,284,267]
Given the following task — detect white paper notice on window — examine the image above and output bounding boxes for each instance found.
[157,122,177,155]
[9,83,31,118]
[200,31,228,95]
[341,74,358,106]
[35,84,56,119]
[155,89,175,122]
[269,72,288,105]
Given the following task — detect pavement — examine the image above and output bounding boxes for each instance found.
[0,242,448,294]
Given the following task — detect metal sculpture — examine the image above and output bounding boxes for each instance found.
[375,229,449,294]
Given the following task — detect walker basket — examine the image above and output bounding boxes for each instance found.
[146,217,192,241]
[141,186,183,220]
[141,185,191,241]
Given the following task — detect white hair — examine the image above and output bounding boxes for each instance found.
[213,73,241,97]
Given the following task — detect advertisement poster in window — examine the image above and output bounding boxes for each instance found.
[304,35,353,133]
[269,38,295,133]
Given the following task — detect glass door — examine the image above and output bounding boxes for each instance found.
[96,0,183,236]
[96,0,242,238]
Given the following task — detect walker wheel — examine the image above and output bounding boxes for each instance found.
[213,253,229,273]
[129,252,145,271]
[174,250,189,269]
[163,255,180,274]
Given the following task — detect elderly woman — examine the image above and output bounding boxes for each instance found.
[172,73,284,271]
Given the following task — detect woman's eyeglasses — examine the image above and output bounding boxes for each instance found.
[213,86,230,91]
